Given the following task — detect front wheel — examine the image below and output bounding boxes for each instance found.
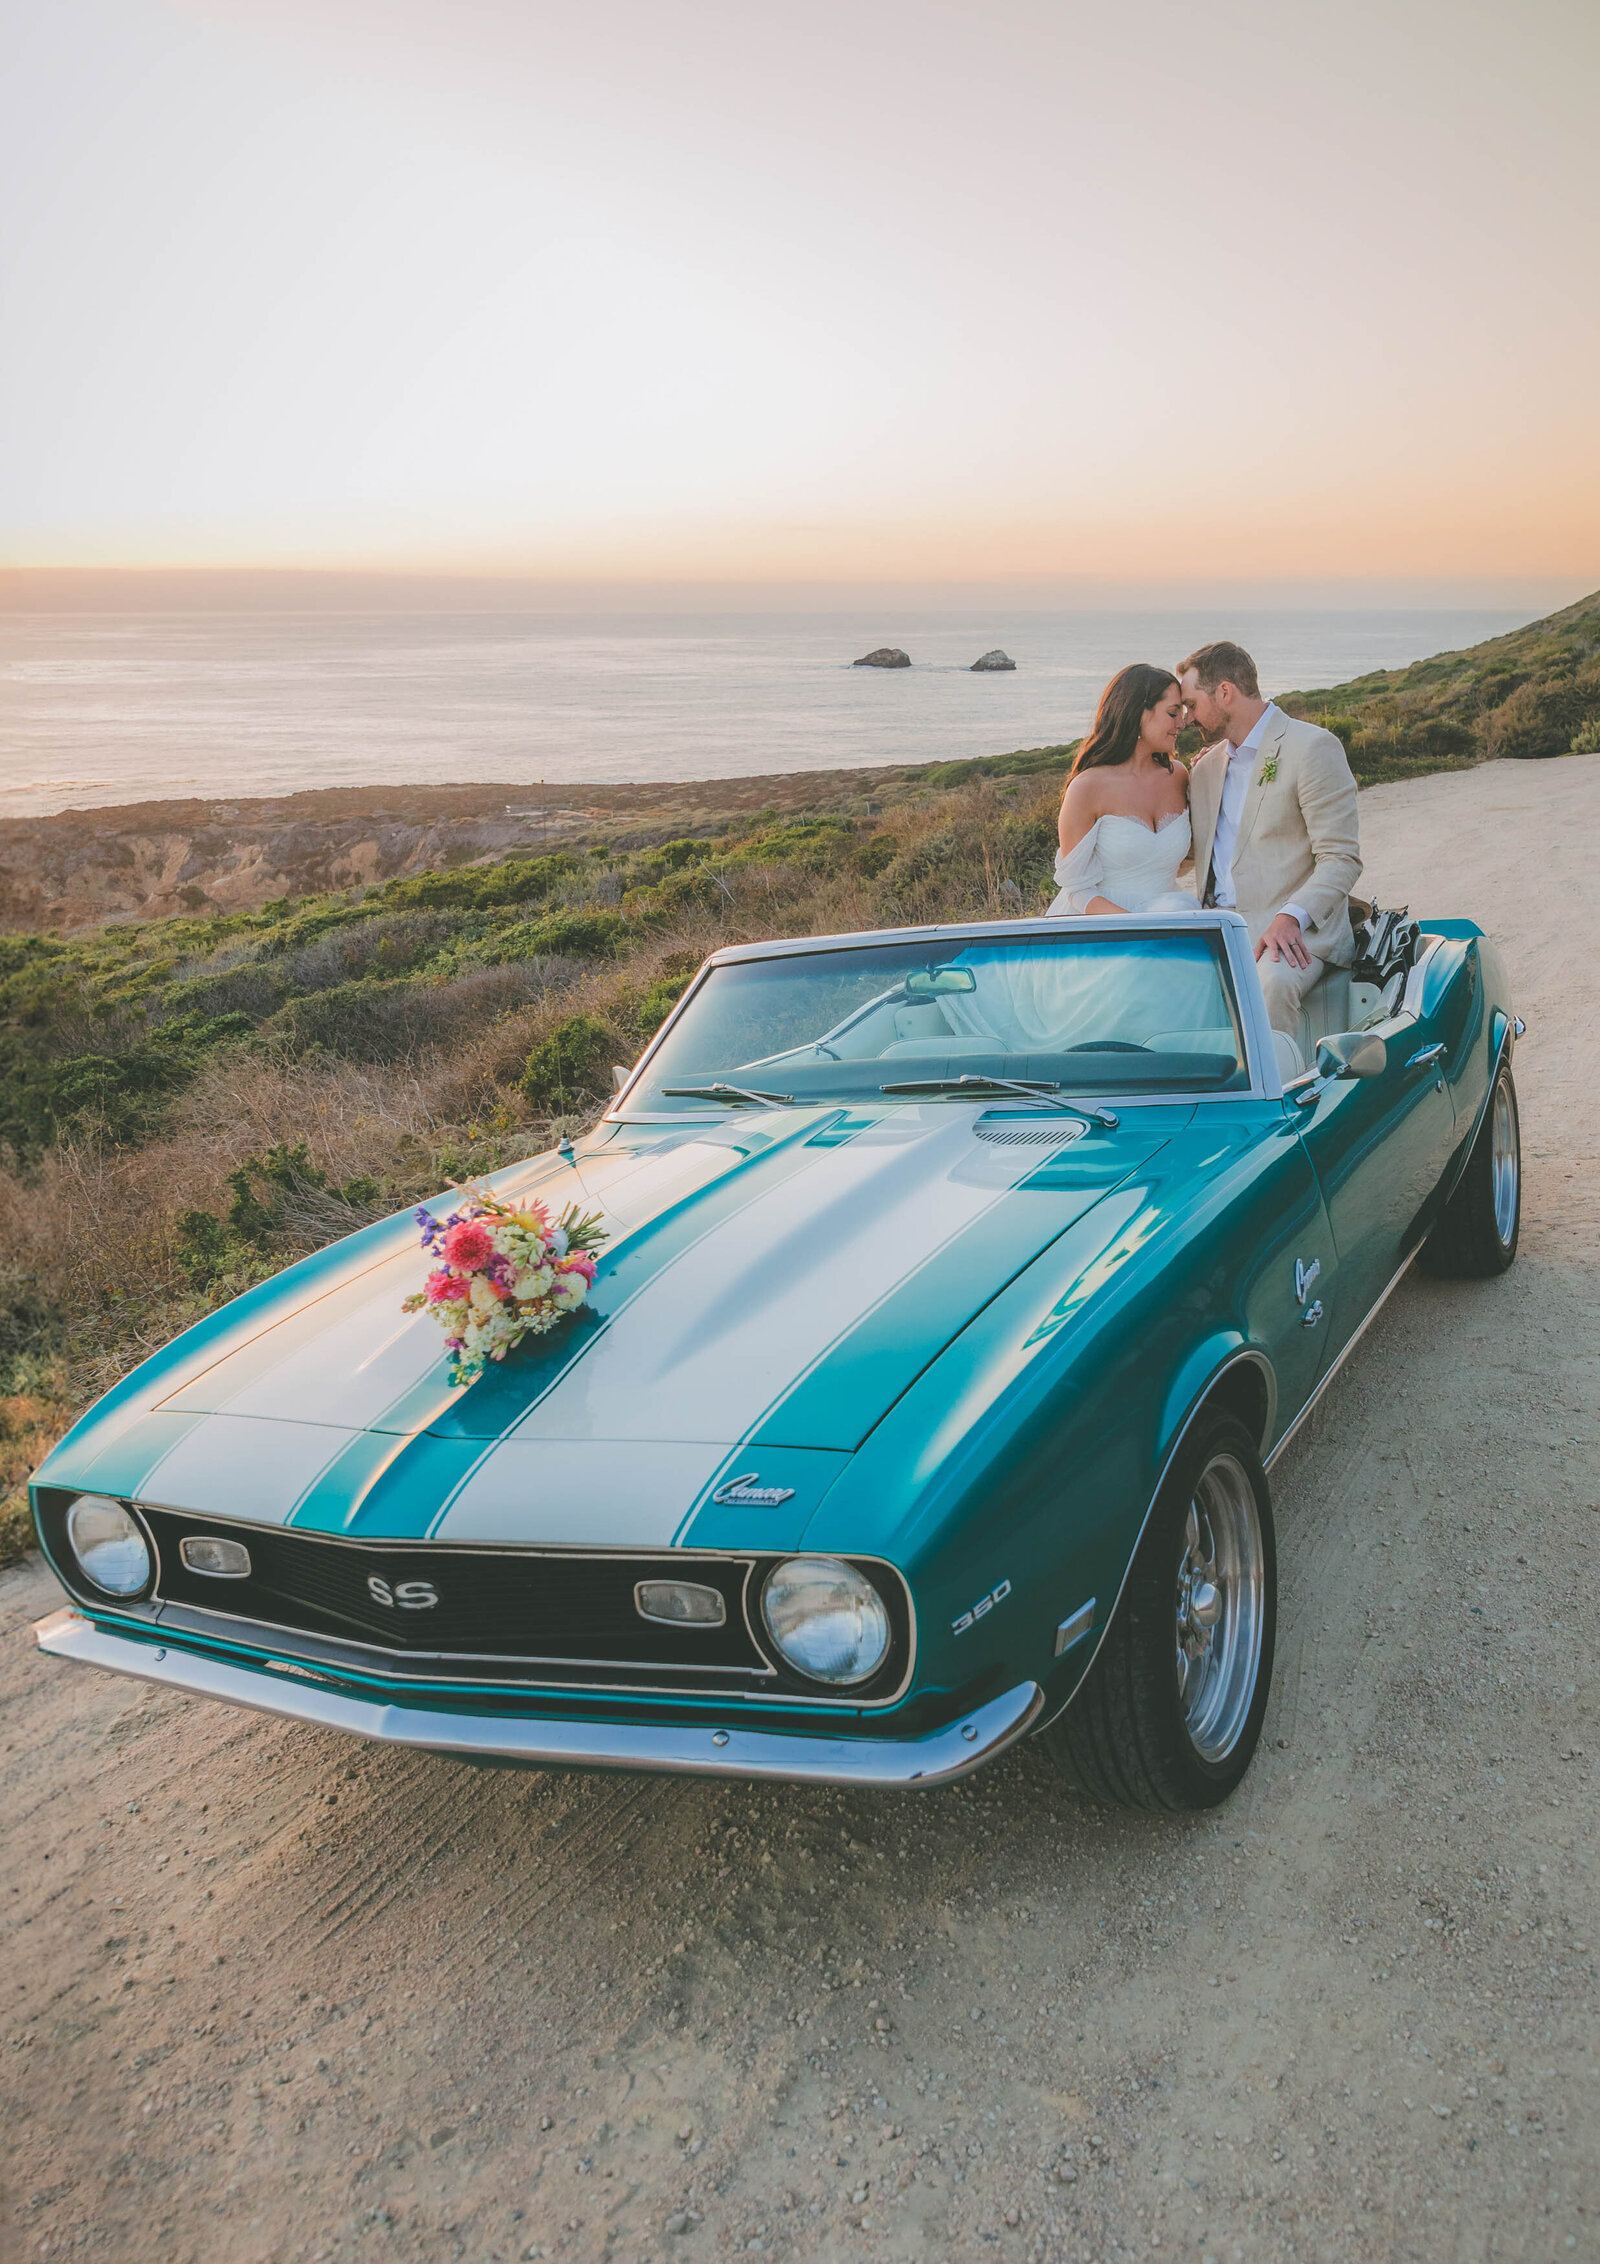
[1042,1412,1276,1811]
[1417,1058,1520,1279]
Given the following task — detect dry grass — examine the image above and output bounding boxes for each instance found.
[0,776,1060,1564]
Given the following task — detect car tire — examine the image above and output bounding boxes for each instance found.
[1416,1058,1520,1280]
[1042,1412,1276,1812]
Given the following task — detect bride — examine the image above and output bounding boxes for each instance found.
[1049,663,1201,916]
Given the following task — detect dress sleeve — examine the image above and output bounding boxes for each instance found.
[1050,821,1104,914]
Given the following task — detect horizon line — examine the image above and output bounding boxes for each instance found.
[2,564,1592,618]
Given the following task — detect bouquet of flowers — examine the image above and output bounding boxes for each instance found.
[403,1185,609,1388]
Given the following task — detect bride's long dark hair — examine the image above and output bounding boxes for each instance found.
[1068,663,1179,779]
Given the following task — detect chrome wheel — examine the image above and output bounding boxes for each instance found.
[1490,1076,1519,1247]
[1175,1452,1266,1764]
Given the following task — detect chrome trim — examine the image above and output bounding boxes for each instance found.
[1294,1256,1321,1304]
[609,912,1273,1118]
[1512,1016,1526,1039]
[634,1579,727,1629]
[1264,1251,1416,1471]
[32,1610,1042,1789]
[1406,1041,1447,1071]
[1054,1600,1095,1656]
[179,1535,252,1579]
[100,1505,920,1711]
[1038,1346,1275,1730]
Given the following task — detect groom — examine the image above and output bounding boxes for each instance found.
[1177,641,1362,1047]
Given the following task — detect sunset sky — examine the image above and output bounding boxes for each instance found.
[3,0,1596,596]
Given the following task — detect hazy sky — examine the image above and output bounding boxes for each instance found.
[3,0,1596,591]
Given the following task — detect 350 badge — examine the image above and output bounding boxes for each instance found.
[952,1578,1011,1636]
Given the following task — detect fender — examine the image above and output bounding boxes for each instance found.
[1038,1345,1276,1730]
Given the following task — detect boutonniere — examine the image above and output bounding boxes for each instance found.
[1259,752,1280,785]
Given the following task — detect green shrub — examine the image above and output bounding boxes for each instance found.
[522,1014,616,1115]
[178,1142,385,1287]
[1485,668,1600,761]
[376,851,580,914]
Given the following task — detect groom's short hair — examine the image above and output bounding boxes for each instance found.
[1178,640,1261,699]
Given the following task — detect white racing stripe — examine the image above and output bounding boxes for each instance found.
[503,1113,1019,1447]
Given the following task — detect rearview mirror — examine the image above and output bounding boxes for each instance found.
[1315,1031,1385,1081]
[905,965,977,999]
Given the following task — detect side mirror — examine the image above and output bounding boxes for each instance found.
[611,1064,631,1093]
[1315,1031,1386,1081]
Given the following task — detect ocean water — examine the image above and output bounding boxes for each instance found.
[0,607,1523,818]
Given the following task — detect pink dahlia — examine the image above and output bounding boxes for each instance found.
[440,1218,495,1270]
[560,1252,597,1285]
[424,1267,465,1305]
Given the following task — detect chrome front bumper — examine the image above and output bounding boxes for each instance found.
[33,1609,1043,1788]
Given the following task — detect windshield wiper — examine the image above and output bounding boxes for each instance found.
[660,1082,794,1108]
[877,1074,1119,1129]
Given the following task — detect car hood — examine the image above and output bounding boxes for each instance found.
[44,1104,1181,1546]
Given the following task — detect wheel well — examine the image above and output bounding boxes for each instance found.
[1204,1357,1272,1456]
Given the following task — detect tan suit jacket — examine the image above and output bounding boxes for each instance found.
[1188,709,1362,967]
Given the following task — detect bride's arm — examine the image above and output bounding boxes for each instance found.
[1057,777,1127,915]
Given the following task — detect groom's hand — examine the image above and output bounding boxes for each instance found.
[1256,912,1312,970]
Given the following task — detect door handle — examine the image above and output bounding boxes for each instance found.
[1406,1042,1447,1072]
[1301,1300,1324,1328]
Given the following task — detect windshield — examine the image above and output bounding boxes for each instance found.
[624,931,1249,1113]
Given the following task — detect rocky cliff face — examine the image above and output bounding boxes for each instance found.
[0,766,925,932]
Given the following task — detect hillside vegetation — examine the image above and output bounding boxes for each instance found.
[1281,584,1600,777]
[2,591,1594,1563]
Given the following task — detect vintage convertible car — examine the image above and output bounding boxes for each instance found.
[33,909,1521,1810]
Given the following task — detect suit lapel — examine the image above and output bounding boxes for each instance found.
[1189,742,1229,892]
[1231,709,1288,862]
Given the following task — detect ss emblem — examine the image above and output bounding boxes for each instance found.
[367,1575,439,1611]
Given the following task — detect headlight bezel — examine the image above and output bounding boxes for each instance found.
[61,1493,156,1601]
[757,1552,897,1690]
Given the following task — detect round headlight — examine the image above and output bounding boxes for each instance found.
[761,1555,891,1687]
[66,1495,151,1598]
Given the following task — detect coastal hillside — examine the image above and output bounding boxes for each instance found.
[1279,583,1600,776]
[0,590,1594,1563]
[0,590,1593,932]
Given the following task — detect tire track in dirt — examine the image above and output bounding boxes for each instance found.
[4,756,1598,2264]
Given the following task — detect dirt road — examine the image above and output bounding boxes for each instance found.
[4,756,1597,2264]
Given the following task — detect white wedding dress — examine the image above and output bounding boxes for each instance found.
[1048,809,1201,916]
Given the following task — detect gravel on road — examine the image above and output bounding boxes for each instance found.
[4,756,1597,2264]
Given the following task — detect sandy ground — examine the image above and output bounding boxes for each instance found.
[4,755,1598,2264]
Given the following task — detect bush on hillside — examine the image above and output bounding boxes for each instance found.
[264,965,550,1061]
[521,1014,617,1115]
[1484,665,1600,761]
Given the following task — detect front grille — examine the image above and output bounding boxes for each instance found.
[139,1507,764,1673]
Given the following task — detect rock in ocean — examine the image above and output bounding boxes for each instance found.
[970,649,1016,671]
[852,647,911,668]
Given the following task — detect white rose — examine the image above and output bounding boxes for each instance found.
[512,1264,554,1301]
[551,1271,586,1308]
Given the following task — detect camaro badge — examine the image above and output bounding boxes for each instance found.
[711,1471,796,1507]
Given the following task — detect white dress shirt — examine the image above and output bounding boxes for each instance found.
[1208,704,1308,930]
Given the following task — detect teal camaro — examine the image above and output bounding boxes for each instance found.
[32,909,1521,1810]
